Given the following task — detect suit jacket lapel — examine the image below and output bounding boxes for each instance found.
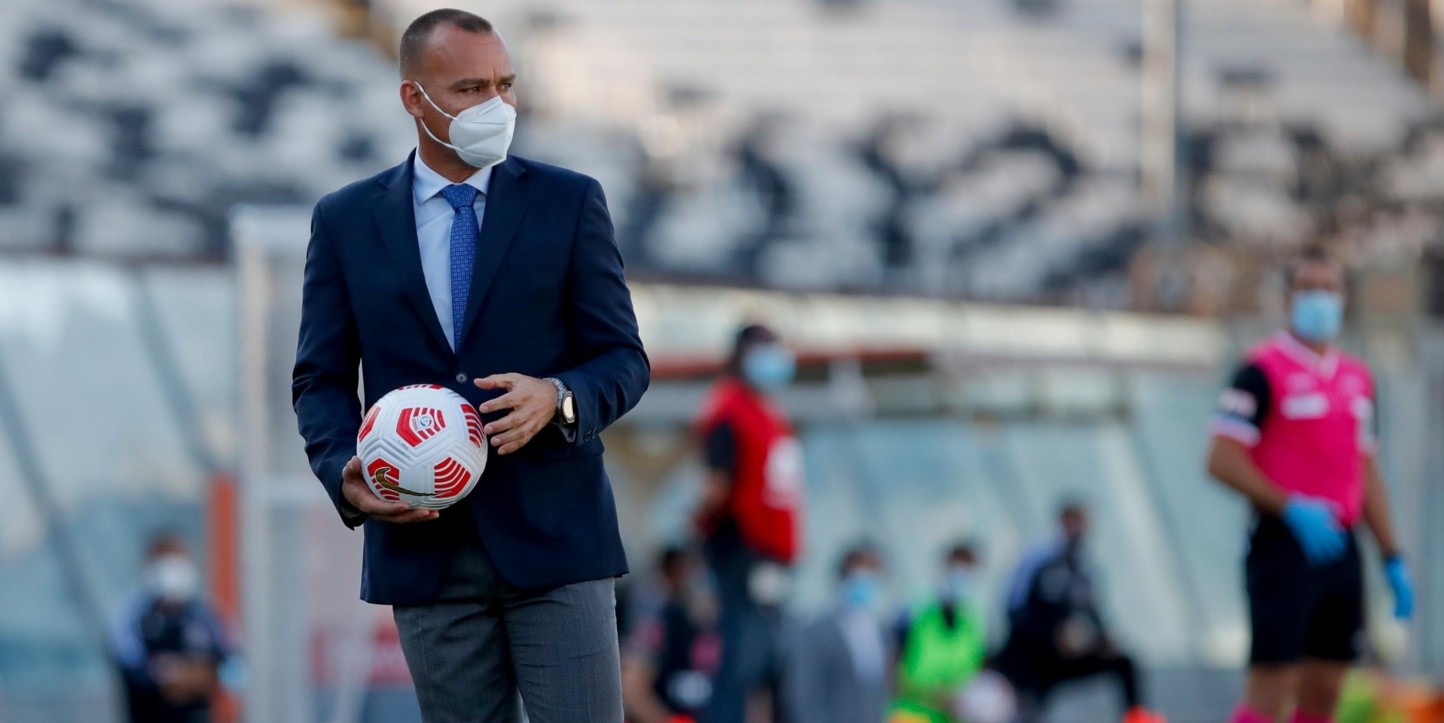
[370,152,452,355]
[458,157,532,348]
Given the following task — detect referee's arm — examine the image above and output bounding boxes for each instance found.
[1206,363,1290,514]
[1357,387,1403,557]
[1361,457,1402,558]
[1207,440,1289,515]
[694,422,736,529]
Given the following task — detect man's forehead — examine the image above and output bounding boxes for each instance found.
[419,25,510,73]
[1292,261,1343,287]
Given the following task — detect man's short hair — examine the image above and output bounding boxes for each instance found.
[399,9,494,79]
[658,544,693,573]
[1057,495,1088,520]
[836,542,880,579]
[725,323,777,376]
[944,539,979,564]
[1283,245,1341,290]
[145,530,188,560]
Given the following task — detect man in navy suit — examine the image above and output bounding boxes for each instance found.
[292,9,648,721]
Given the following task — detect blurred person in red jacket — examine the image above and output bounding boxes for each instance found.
[694,323,806,723]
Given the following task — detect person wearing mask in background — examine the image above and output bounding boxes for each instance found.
[622,546,723,723]
[889,541,989,723]
[694,323,806,723]
[790,544,892,723]
[109,532,236,723]
[995,502,1165,723]
[1207,247,1414,723]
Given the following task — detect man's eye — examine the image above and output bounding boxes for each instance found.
[501,83,514,91]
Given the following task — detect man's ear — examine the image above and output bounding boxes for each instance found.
[399,81,425,120]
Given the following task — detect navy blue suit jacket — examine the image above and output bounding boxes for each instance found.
[292,153,648,605]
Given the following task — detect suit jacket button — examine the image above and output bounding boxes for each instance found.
[455,373,468,383]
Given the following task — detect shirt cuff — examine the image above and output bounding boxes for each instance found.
[555,414,579,443]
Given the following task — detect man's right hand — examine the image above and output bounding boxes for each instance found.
[1281,495,1346,565]
[340,456,439,524]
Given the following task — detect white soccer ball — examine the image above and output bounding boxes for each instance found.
[952,671,1017,723]
[356,384,487,510]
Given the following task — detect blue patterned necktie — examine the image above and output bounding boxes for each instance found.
[440,183,479,350]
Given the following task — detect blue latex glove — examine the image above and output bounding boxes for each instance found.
[1385,556,1415,620]
[1281,496,1346,565]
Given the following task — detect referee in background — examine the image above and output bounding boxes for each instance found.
[1208,248,1414,723]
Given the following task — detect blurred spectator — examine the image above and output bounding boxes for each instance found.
[994,502,1163,723]
[889,541,990,723]
[790,543,892,723]
[622,546,723,723]
[694,323,806,723]
[108,532,236,723]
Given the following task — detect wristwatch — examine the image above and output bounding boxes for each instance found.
[543,377,576,426]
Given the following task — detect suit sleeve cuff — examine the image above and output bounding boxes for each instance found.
[555,415,579,443]
[553,371,597,445]
[323,455,366,529]
[339,496,367,527]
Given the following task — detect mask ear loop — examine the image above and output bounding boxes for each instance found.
[410,81,464,151]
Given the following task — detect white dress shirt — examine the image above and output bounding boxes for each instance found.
[838,608,887,682]
[412,151,494,350]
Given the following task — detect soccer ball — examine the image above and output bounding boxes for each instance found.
[356,384,487,510]
[951,671,1017,723]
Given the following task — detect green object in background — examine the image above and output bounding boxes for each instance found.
[892,598,988,723]
[1336,670,1406,723]
[889,698,950,723]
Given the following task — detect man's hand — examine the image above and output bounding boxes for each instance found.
[151,655,217,705]
[340,456,439,523]
[474,373,558,454]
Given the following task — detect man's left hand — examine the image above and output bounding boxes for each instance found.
[474,373,557,455]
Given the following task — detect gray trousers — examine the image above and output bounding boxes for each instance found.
[392,542,623,723]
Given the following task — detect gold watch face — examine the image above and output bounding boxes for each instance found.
[562,394,576,423]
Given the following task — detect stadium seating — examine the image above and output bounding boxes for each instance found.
[0,0,1434,297]
[379,0,1433,301]
[0,0,413,259]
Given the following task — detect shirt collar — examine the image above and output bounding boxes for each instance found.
[1274,331,1339,378]
[412,150,493,206]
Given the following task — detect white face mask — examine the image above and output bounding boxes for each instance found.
[146,554,200,604]
[413,83,516,169]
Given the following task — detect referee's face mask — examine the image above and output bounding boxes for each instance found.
[1290,290,1343,343]
[1286,258,1346,343]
